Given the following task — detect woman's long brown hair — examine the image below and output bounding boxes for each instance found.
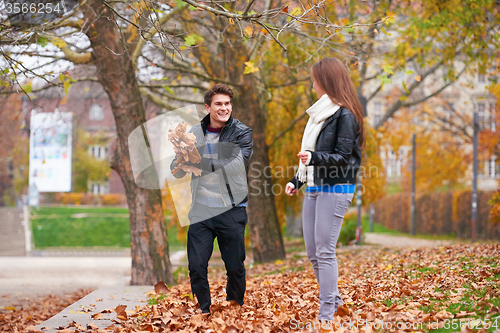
[312,57,365,147]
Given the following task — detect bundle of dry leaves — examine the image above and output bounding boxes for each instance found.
[168,122,202,177]
[4,243,500,332]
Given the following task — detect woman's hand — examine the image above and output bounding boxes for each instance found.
[297,151,311,165]
[285,183,297,196]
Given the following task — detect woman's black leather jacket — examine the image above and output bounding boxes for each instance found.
[288,107,362,189]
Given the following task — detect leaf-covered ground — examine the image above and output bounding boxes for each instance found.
[0,289,92,333]
[116,244,500,333]
[5,243,500,332]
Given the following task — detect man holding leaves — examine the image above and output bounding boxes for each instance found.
[170,83,253,314]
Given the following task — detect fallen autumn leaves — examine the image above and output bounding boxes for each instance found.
[4,243,500,332]
[0,289,92,333]
[116,243,500,332]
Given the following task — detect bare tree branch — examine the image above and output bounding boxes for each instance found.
[1,51,55,85]
[44,35,92,63]
[148,87,204,104]
[0,77,99,95]
[248,0,273,60]
[268,77,310,88]
[375,62,468,130]
[254,19,287,51]
[366,73,394,103]
[269,111,307,147]
[180,0,264,20]
[140,83,206,90]
[421,106,473,142]
[144,55,241,87]
[242,0,257,16]
[132,5,187,65]
[403,66,468,108]
[140,87,200,123]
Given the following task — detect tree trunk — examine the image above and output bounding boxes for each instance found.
[233,78,286,262]
[83,0,174,285]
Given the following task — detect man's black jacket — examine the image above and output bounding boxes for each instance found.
[170,114,253,207]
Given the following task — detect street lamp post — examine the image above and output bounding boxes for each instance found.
[411,134,416,236]
[472,111,478,243]
[356,172,362,245]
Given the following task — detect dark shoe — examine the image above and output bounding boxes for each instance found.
[228,300,243,311]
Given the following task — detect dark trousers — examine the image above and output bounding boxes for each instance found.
[187,205,247,313]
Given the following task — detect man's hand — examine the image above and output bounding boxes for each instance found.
[297,151,311,165]
[285,183,297,196]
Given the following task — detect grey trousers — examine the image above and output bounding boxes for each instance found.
[302,190,354,320]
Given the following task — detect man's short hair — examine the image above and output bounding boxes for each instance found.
[204,83,234,106]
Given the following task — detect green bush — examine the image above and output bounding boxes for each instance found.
[338,218,357,246]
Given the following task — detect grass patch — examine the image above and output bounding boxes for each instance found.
[359,213,458,241]
[31,206,129,216]
[284,238,306,254]
[258,265,305,277]
[418,267,438,274]
[359,214,401,235]
[30,206,186,250]
[148,294,168,305]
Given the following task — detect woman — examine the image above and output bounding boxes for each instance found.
[285,57,365,322]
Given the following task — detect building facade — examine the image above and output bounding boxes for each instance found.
[364,66,498,191]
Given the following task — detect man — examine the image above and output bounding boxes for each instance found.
[170,83,253,314]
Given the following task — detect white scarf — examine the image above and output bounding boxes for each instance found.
[297,94,340,186]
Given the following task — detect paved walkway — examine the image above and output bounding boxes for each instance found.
[0,207,26,256]
[0,251,186,307]
[36,286,153,333]
[364,232,456,248]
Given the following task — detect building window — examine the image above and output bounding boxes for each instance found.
[386,148,401,178]
[390,157,397,177]
[89,182,108,194]
[89,104,104,121]
[477,103,486,130]
[395,157,401,177]
[484,156,500,178]
[490,103,497,132]
[88,145,108,159]
[373,101,382,127]
[493,156,500,178]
